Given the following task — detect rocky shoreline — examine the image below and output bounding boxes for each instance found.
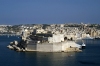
[7,40,26,52]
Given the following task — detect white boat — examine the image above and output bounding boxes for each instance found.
[81,40,86,49]
[81,43,86,49]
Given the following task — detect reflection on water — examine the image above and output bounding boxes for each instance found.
[79,61,99,65]
[24,52,77,66]
[23,50,100,66]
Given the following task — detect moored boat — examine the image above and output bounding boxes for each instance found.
[81,43,86,49]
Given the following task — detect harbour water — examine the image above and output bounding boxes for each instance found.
[0,36,100,66]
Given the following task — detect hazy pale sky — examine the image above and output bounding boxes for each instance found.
[0,0,100,25]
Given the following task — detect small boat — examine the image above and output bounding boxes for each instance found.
[82,43,86,49]
[81,40,86,49]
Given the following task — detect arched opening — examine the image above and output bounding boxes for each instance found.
[70,37,73,41]
[64,37,67,40]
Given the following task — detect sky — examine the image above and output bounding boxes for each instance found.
[0,0,100,25]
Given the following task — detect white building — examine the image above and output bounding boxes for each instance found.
[48,34,64,43]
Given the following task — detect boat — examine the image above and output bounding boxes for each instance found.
[81,43,86,49]
[81,40,86,49]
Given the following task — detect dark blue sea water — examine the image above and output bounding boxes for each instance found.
[0,36,100,66]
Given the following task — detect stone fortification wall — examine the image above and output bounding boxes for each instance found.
[37,43,53,52]
[53,43,62,52]
[26,41,37,51]
[26,44,36,51]
[66,41,77,48]
[48,34,64,43]
[26,41,78,52]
